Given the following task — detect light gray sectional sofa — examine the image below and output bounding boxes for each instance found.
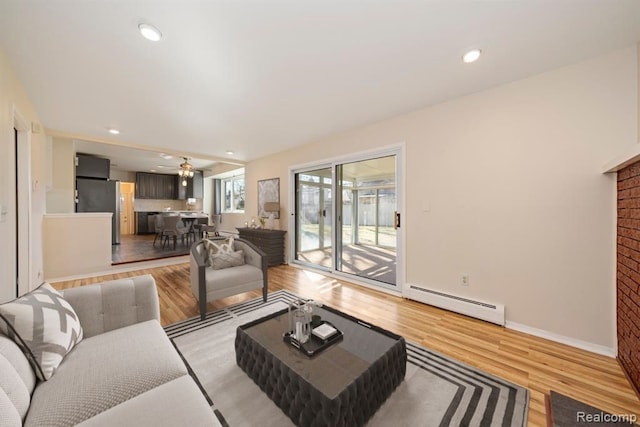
[0,275,221,427]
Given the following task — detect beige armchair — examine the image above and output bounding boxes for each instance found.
[190,238,268,320]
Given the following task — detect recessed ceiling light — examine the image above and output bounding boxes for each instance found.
[150,169,157,173]
[138,23,162,42]
[107,128,120,135]
[159,153,173,160]
[226,150,234,155]
[462,49,481,63]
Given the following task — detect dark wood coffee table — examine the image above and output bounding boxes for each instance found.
[235,305,406,426]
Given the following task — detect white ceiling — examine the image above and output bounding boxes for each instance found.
[73,139,221,174]
[2,1,640,164]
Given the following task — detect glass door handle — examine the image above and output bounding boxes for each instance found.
[394,211,401,229]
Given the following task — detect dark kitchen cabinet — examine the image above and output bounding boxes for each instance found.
[161,174,177,199]
[135,172,177,199]
[192,171,203,198]
[135,173,152,199]
[177,170,203,199]
[76,153,110,179]
[136,211,160,234]
[136,212,149,234]
[177,178,186,200]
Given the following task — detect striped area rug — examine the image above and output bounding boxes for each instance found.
[165,290,529,426]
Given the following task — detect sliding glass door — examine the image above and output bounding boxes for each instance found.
[336,155,397,286]
[292,150,401,290]
[294,168,333,269]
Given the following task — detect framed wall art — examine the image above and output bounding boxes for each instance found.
[258,178,280,219]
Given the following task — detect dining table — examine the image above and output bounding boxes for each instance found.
[181,213,209,241]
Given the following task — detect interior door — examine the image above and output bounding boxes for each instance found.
[15,119,31,297]
[119,182,135,235]
[14,128,19,299]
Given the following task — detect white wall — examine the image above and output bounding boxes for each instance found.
[43,213,112,279]
[245,47,638,349]
[217,213,247,235]
[46,137,75,213]
[0,47,47,301]
[110,170,136,182]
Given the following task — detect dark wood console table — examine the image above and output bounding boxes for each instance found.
[237,228,286,266]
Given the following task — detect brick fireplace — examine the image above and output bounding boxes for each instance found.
[617,161,640,393]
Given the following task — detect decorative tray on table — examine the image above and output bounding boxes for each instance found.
[283,321,343,357]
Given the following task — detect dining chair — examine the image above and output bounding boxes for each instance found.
[161,215,189,249]
[181,217,199,246]
[193,217,218,240]
[152,214,164,247]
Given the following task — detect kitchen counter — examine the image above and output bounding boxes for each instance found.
[136,211,209,235]
[135,210,207,216]
[178,213,208,218]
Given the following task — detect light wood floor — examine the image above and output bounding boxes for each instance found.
[297,244,396,285]
[52,263,640,427]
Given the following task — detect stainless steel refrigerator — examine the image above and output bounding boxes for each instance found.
[75,178,121,245]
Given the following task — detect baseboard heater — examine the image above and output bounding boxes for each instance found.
[404,285,505,326]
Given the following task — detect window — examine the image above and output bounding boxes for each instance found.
[222,175,245,213]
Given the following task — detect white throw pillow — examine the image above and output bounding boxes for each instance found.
[0,283,83,381]
[203,237,235,267]
[210,250,245,270]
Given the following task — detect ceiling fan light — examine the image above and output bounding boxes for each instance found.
[177,156,195,180]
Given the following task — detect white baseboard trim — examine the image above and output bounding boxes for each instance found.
[505,321,616,358]
[45,256,189,283]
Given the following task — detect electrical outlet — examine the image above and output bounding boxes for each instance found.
[461,274,469,286]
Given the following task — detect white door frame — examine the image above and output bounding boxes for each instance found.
[12,106,32,296]
[288,163,333,272]
[288,143,405,294]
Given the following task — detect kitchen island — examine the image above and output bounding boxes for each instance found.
[135,211,209,235]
